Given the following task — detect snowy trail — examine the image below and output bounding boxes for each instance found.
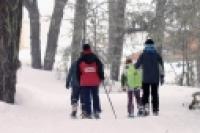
[0,67,200,133]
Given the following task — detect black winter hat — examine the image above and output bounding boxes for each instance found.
[145,39,154,45]
[82,43,91,51]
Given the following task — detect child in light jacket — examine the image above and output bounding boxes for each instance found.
[121,58,143,117]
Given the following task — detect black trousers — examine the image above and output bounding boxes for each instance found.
[80,86,101,115]
[71,86,80,105]
[142,83,159,112]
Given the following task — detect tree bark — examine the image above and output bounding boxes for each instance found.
[71,0,87,63]
[151,0,167,55]
[24,0,42,69]
[44,0,68,70]
[108,0,126,81]
[197,57,200,86]
[0,0,22,103]
[191,0,200,86]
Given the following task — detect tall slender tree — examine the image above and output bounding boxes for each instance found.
[108,0,127,80]
[44,0,68,70]
[150,0,167,55]
[71,0,87,63]
[0,0,22,103]
[190,0,200,86]
[24,0,42,69]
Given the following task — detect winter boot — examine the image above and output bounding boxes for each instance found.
[128,104,134,118]
[81,112,92,119]
[128,113,134,118]
[143,104,150,116]
[93,112,100,119]
[137,106,144,116]
[71,111,77,118]
[153,111,159,116]
[71,103,78,118]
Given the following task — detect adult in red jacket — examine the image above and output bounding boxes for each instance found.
[77,43,104,118]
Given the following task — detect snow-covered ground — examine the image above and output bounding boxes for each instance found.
[0,66,200,133]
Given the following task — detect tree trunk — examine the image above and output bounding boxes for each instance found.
[191,0,200,86]
[151,0,167,55]
[0,0,22,103]
[196,35,200,86]
[24,0,42,69]
[108,0,126,81]
[44,0,68,70]
[195,34,200,87]
[71,0,87,63]
[197,57,200,86]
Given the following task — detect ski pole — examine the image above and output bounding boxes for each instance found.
[103,83,117,119]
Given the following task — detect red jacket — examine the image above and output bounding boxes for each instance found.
[79,62,101,86]
[77,50,104,87]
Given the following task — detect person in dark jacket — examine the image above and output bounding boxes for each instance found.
[135,39,164,116]
[77,43,104,119]
[66,60,80,118]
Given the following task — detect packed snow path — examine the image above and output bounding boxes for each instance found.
[0,67,200,133]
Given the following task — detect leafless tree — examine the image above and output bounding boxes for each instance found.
[24,0,42,69]
[71,0,87,63]
[108,0,127,80]
[44,0,68,70]
[0,0,22,103]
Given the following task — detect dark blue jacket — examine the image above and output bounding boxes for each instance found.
[66,61,79,88]
[135,45,164,84]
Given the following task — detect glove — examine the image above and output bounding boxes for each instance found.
[160,75,164,85]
